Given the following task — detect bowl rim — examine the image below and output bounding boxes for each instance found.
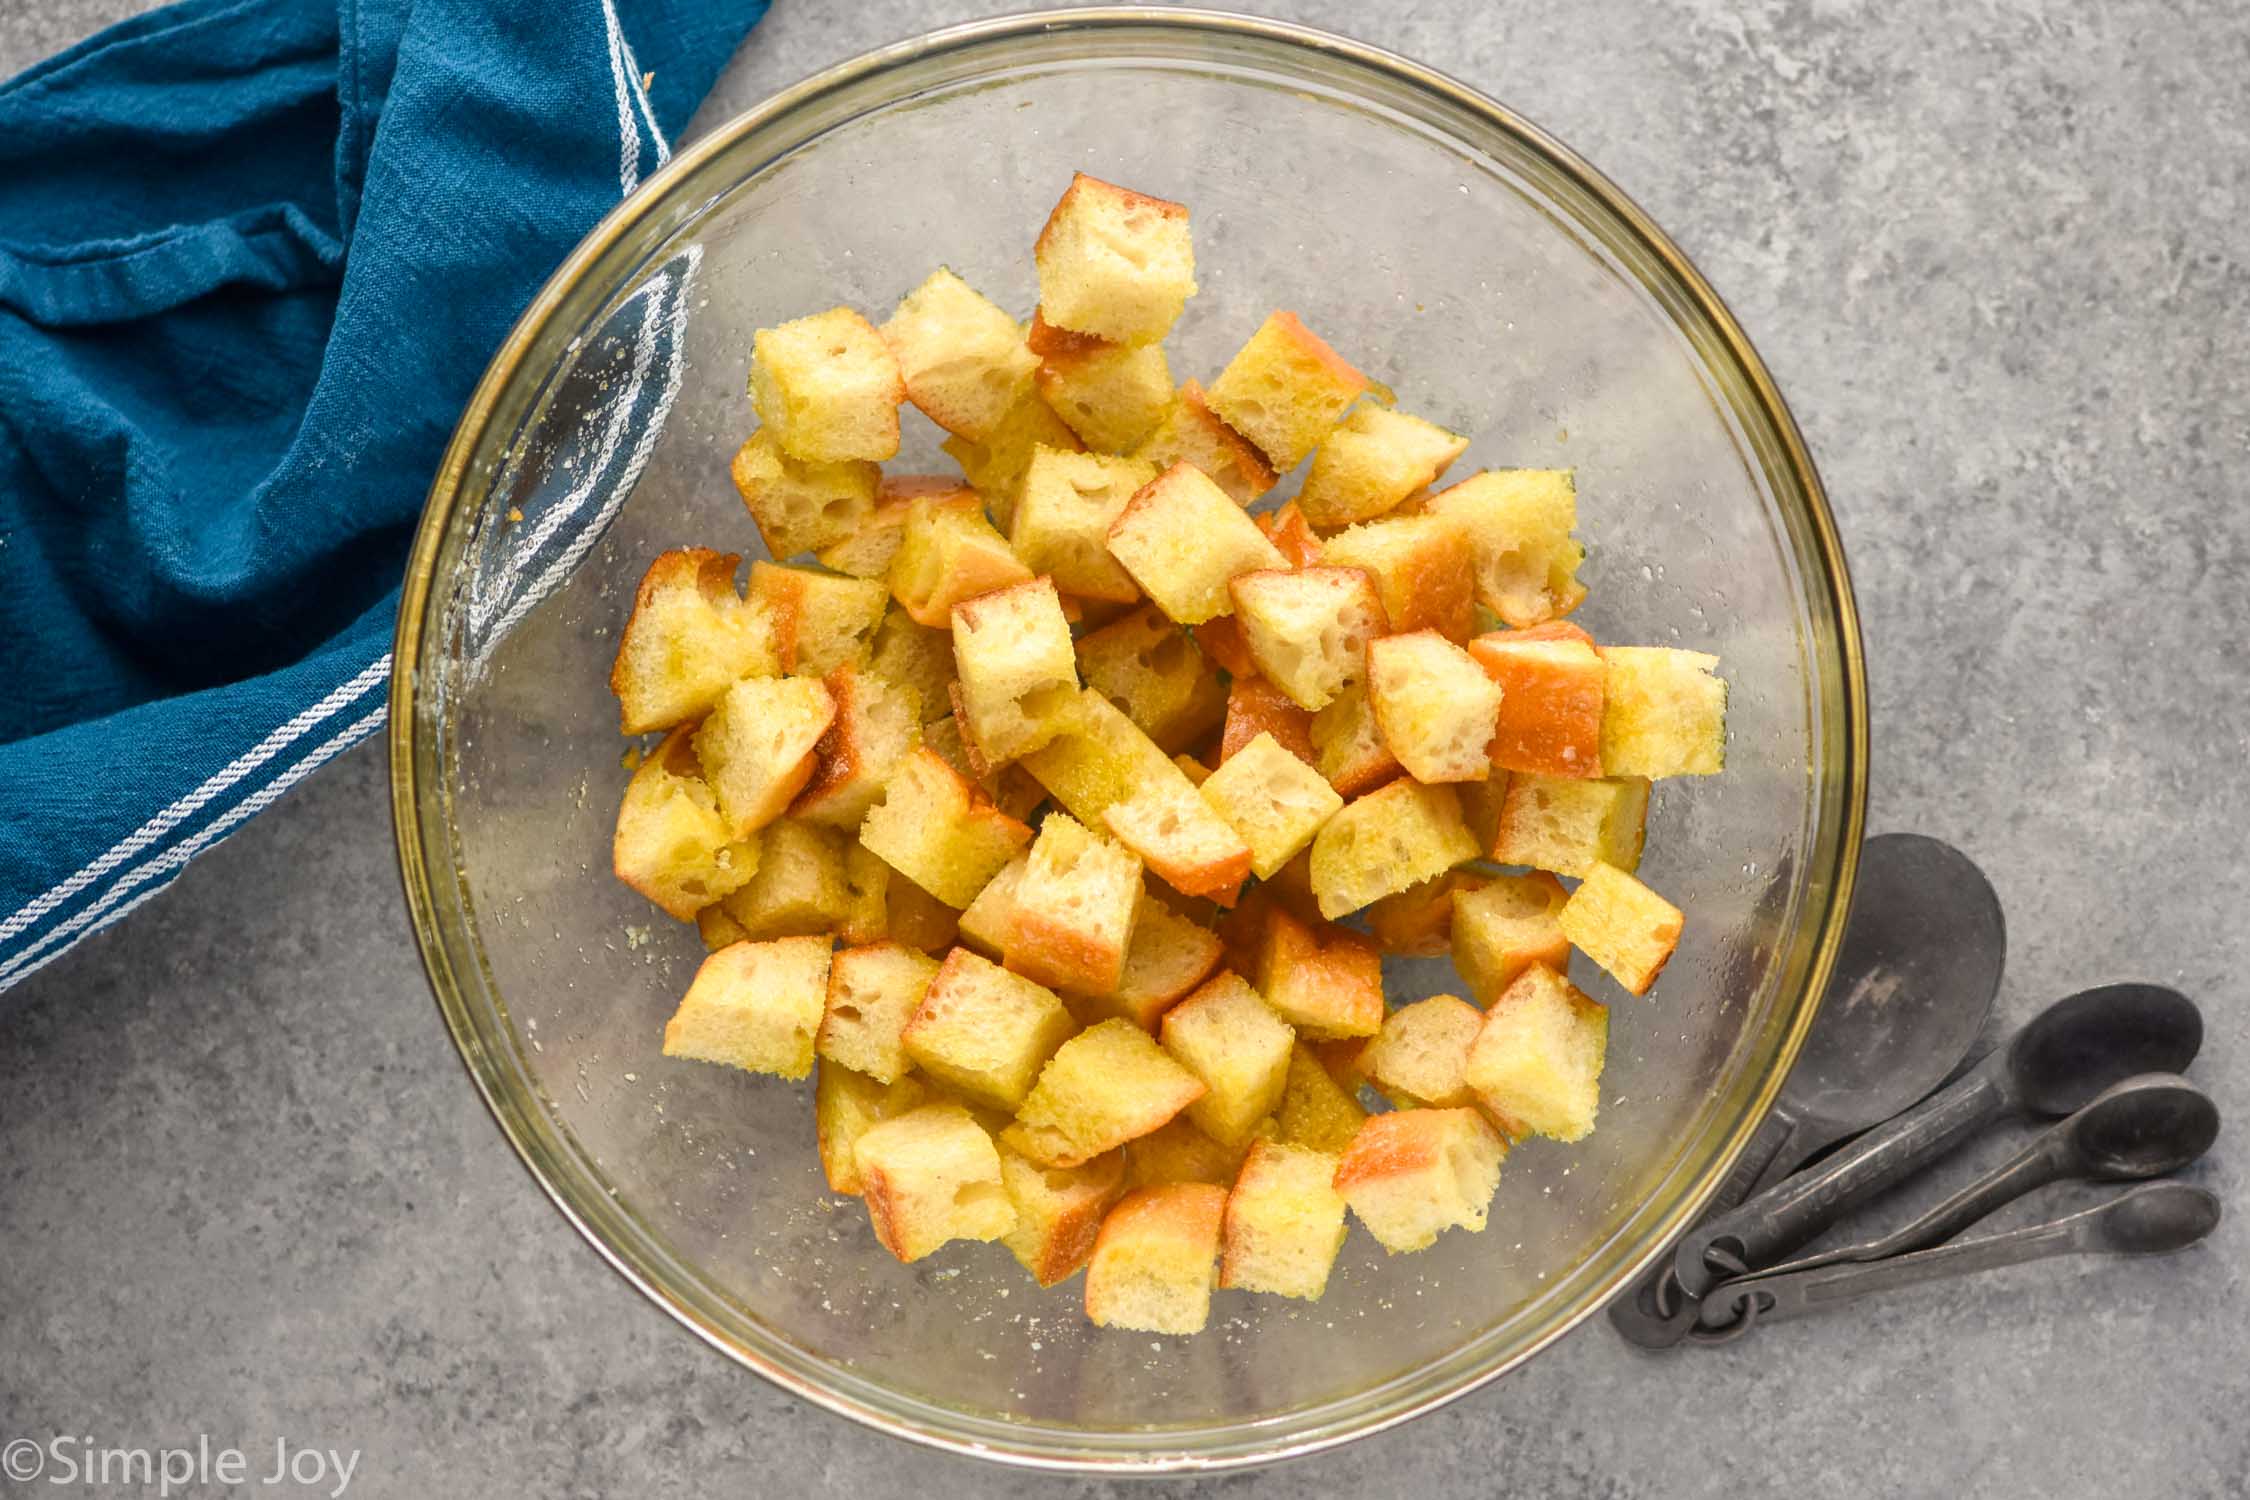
[389,5,1868,1472]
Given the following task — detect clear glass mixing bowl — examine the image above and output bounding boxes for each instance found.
[390,8,1866,1471]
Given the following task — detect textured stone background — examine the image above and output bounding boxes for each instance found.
[4,2,2247,1495]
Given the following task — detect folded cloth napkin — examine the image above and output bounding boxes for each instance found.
[0,0,767,999]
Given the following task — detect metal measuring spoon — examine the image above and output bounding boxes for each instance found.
[1674,981,2204,1297]
[1692,1181,2221,1337]
[1608,833,2004,1348]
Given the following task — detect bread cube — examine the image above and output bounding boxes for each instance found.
[1458,773,1509,860]
[1032,320,1173,453]
[879,268,1038,441]
[900,947,1077,1110]
[1333,1107,1506,1253]
[1361,995,1484,1110]
[1131,379,1276,505]
[1101,782,1254,904]
[818,941,941,1084]
[941,392,1086,531]
[1469,628,1606,778]
[1365,869,1487,957]
[954,855,1026,958]
[1560,862,1684,996]
[1423,469,1586,627]
[1318,513,1475,642]
[857,746,1033,908]
[613,728,761,921]
[1308,778,1479,920]
[1009,448,1157,602]
[716,817,850,940]
[1106,462,1289,625]
[1297,404,1470,529]
[1366,630,1504,783]
[1599,646,1728,777]
[1017,688,1180,820]
[1034,173,1197,343]
[1198,731,1344,879]
[1002,1018,1207,1167]
[1256,908,1384,1039]
[751,307,904,463]
[1205,311,1369,469]
[1308,680,1404,798]
[885,869,963,953]
[1083,1183,1226,1334]
[788,663,921,829]
[1219,678,1317,776]
[1463,962,1607,1140]
[1124,1115,1260,1188]
[1006,812,1144,994]
[1275,1042,1367,1153]
[864,604,956,725]
[748,562,889,676]
[1074,605,1228,753]
[1190,614,1255,678]
[815,1064,928,1194]
[1227,567,1387,712]
[1220,1139,1349,1299]
[999,1144,1128,1286]
[1489,774,1650,877]
[609,548,778,734]
[1256,501,1326,568]
[1160,971,1296,1147]
[854,1103,1016,1261]
[817,482,961,580]
[1451,871,1570,1005]
[945,575,1079,769]
[661,935,832,1079]
[922,714,1045,822]
[693,674,838,838]
[1078,889,1226,1029]
[888,493,1035,628]
[728,428,883,561]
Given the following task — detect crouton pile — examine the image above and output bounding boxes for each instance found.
[609,172,1730,1335]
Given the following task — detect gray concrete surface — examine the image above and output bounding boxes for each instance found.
[5,1,2249,1495]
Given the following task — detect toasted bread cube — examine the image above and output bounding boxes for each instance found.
[1365,869,1487,957]
[1205,311,1369,469]
[1308,680,1404,798]
[1009,448,1157,602]
[1366,630,1504,783]
[839,841,891,946]
[1131,379,1276,505]
[751,307,904,464]
[1160,972,1296,1147]
[1017,688,1181,821]
[1101,782,1254,904]
[954,855,1027,958]
[948,575,1079,764]
[694,675,838,838]
[1031,316,1175,453]
[1451,872,1571,1004]
[888,494,1035,628]
[1221,1139,1348,1299]
[1308,778,1479,920]
[1464,963,1607,1140]
[941,392,1086,531]
[1075,605,1228,753]
[1256,501,1325,568]
[1361,995,1484,1110]
[1198,731,1344,879]
[789,663,921,829]
[613,728,762,920]
[1083,1183,1225,1334]
[1470,629,1607,778]
[817,482,958,580]
[815,1064,928,1194]
[1319,513,1475,642]
[1275,1042,1367,1153]
[1034,174,1197,343]
[1297,404,1471,528]
[1599,646,1727,777]
[1106,463,1288,625]
[1218,685,1314,782]
[854,1103,1016,1260]
[1007,812,1144,994]
[748,562,889,677]
[864,604,957,725]
[1334,1107,1506,1253]
[1560,862,1684,996]
[727,428,882,561]
[1458,774,1509,859]
[999,1144,1128,1286]
[886,870,962,953]
[923,714,1046,822]
[716,817,851,940]
[1003,1018,1207,1167]
[1256,909,1384,1039]
[879,268,1038,441]
[661,936,832,1079]
[1190,615,1254,679]
[609,548,779,734]
[1423,469,1586,627]
[1490,774,1650,877]
[819,941,941,1083]
[900,947,1077,1110]
[858,746,1033,908]
[1124,1115,1260,1188]
[1228,567,1387,712]
[1079,890,1226,1029]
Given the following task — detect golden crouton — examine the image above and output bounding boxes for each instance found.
[999,1144,1127,1286]
[900,947,1077,1110]
[1423,468,1586,627]
[1333,1107,1506,1253]
[1002,1018,1207,1167]
[922,714,1046,822]
[1366,629,1504,783]
[751,306,904,463]
[1361,995,1484,1110]
[609,548,778,734]
[879,268,1038,441]
[1228,566,1388,711]
[693,674,838,838]
[1307,777,1478,920]
[941,391,1086,530]
[1365,869,1487,958]
[1489,773,1650,877]
[1009,447,1157,602]
[1256,501,1325,567]
[1083,1183,1226,1334]
[789,662,921,829]
[1105,462,1288,625]
[1101,782,1254,905]
[1124,1115,1259,1188]
[729,429,883,561]
[1161,971,1296,1147]
[1074,605,1228,753]
[1007,812,1145,994]
[884,869,962,953]
[661,935,833,1080]
[1469,625,1606,778]
[1076,889,1226,1029]
[814,1064,927,1194]
[857,745,1033,908]
[854,1103,1017,1261]
[1297,404,1470,529]
[1197,731,1345,880]
[1205,311,1369,469]
[1034,173,1197,344]
[954,854,1027,958]
[838,840,891,946]
[817,481,960,580]
[1274,1042,1367,1153]
[948,575,1080,766]
[1033,328,1174,454]
[748,562,889,676]
[887,493,1035,629]
[1220,674,1318,768]
[1463,962,1607,1140]
[716,817,851,940]
[1559,861,1684,996]
[1318,513,1475,642]
[1307,680,1403,798]
[1598,646,1728,777]
[863,603,957,726]
[612,727,761,921]
[1257,908,1385,1039]
[1131,379,1276,505]
[1451,871,1570,1005]
[1220,1139,1349,1300]
[819,941,941,1084]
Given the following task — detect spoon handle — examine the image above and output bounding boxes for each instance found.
[1699,1217,2091,1328]
[1674,1058,2011,1296]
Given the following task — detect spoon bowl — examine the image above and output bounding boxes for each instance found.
[2069,1075,2221,1180]
[2007,983,2203,1117]
[2096,1182,2224,1255]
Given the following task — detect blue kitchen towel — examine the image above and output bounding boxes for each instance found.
[0,0,767,998]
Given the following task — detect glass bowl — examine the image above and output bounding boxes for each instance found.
[390,8,1866,1472]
